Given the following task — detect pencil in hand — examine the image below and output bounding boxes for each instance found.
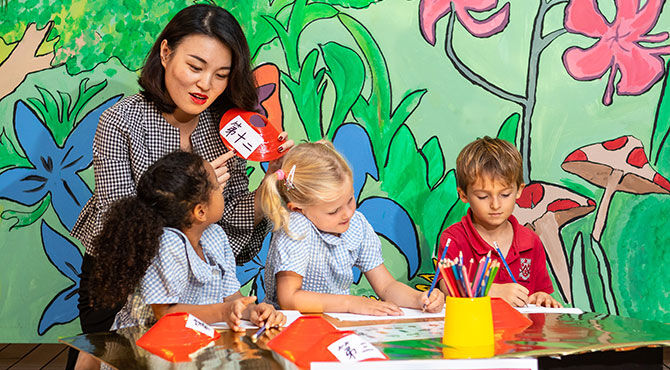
[251,323,267,343]
[424,238,451,310]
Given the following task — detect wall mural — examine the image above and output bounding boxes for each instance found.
[0,0,668,342]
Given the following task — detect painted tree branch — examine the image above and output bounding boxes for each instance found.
[0,22,54,100]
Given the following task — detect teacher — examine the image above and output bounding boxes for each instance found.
[71,3,292,339]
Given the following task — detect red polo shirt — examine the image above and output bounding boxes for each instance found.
[437,209,553,295]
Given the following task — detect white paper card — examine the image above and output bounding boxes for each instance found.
[219,115,263,158]
[185,314,215,338]
[326,306,445,322]
[327,334,386,363]
[515,304,584,315]
[210,310,303,330]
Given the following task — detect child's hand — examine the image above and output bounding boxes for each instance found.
[349,296,404,316]
[249,303,287,329]
[421,289,445,313]
[489,283,529,307]
[529,291,562,308]
[224,296,256,332]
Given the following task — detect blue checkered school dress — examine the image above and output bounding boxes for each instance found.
[112,224,240,329]
[263,211,384,308]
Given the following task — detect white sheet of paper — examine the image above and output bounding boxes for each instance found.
[515,304,584,315]
[326,307,445,322]
[210,310,302,329]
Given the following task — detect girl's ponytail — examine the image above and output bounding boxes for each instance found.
[259,170,290,234]
[89,196,164,308]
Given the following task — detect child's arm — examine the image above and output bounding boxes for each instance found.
[488,283,529,307]
[529,291,562,308]
[366,264,445,312]
[150,295,257,330]
[276,270,403,315]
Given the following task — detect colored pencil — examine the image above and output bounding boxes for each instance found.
[438,261,457,297]
[484,262,499,296]
[251,323,267,342]
[425,239,451,306]
[493,241,517,283]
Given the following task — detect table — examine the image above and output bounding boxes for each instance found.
[60,312,669,369]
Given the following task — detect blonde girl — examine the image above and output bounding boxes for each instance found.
[260,141,444,314]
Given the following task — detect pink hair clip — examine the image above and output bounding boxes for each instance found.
[275,169,286,180]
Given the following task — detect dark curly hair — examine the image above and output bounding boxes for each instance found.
[89,151,216,308]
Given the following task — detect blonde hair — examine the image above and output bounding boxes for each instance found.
[456,136,523,191]
[259,140,353,234]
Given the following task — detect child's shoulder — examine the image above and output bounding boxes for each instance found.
[286,211,318,233]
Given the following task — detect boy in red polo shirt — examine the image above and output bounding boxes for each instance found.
[437,137,561,308]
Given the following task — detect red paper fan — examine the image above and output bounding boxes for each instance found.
[218,108,285,162]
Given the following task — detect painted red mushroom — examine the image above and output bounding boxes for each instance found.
[561,136,670,242]
[514,182,596,304]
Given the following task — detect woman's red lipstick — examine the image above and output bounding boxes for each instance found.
[190,92,208,105]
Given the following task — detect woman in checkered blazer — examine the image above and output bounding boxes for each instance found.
[68,4,293,361]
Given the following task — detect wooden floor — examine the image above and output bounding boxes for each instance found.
[0,343,68,369]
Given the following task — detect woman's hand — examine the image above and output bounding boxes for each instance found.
[266,132,294,175]
[529,291,562,308]
[210,150,236,188]
[489,283,529,307]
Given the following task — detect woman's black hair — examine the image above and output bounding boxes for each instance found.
[89,150,215,308]
[139,4,258,116]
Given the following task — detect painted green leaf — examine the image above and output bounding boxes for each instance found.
[570,232,591,311]
[590,236,618,315]
[301,3,339,30]
[650,60,670,175]
[0,129,31,170]
[497,112,519,147]
[1,194,50,230]
[339,13,390,119]
[583,236,607,313]
[389,89,427,142]
[320,42,365,139]
[420,136,446,189]
[321,0,378,9]
[280,48,327,142]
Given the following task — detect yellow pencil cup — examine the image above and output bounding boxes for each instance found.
[442,296,494,351]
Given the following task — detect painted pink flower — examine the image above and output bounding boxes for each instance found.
[563,0,670,105]
[419,0,510,45]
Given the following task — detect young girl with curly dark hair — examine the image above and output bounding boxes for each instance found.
[89,150,285,332]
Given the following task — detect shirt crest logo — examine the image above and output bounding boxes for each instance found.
[519,258,531,281]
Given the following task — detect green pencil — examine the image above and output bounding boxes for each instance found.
[484,263,499,296]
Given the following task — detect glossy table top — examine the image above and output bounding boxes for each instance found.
[60,312,670,369]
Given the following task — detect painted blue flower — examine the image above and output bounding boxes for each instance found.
[236,123,420,298]
[37,220,82,335]
[0,96,121,230]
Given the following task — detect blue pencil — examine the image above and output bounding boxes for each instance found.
[493,241,517,284]
[251,323,267,342]
[425,238,451,306]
